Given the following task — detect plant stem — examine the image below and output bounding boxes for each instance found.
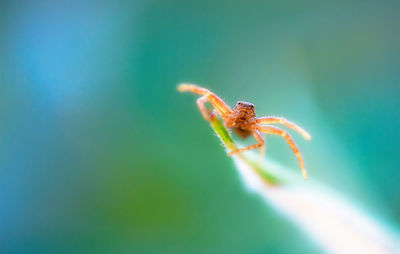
[207,115,399,254]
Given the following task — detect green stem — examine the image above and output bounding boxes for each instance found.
[209,115,282,185]
[206,114,399,253]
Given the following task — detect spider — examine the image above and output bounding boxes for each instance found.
[177,83,311,179]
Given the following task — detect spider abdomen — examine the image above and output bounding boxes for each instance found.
[232,127,253,138]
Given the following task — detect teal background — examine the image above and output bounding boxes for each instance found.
[1,1,399,253]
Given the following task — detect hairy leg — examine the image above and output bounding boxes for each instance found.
[258,131,265,156]
[256,116,311,140]
[178,83,232,119]
[196,96,211,120]
[227,131,264,156]
[178,83,209,95]
[256,125,307,179]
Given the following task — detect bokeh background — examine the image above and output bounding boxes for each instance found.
[1,1,399,253]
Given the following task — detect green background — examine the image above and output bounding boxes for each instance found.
[1,1,399,253]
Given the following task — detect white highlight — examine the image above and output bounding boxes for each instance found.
[233,156,400,254]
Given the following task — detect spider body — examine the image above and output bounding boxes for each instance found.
[232,126,253,138]
[227,102,256,138]
[227,102,255,127]
[178,83,311,179]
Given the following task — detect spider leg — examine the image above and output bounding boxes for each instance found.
[227,131,264,156]
[178,83,232,119]
[197,95,212,120]
[256,125,307,179]
[256,116,311,140]
[258,131,265,156]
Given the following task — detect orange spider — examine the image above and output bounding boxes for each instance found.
[177,83,311,179]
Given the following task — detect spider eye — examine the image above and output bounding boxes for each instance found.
[250,105,254,108]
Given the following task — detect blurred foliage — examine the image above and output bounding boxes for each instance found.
[1,0,400,253]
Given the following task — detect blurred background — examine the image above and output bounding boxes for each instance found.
[1,0,399,253]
